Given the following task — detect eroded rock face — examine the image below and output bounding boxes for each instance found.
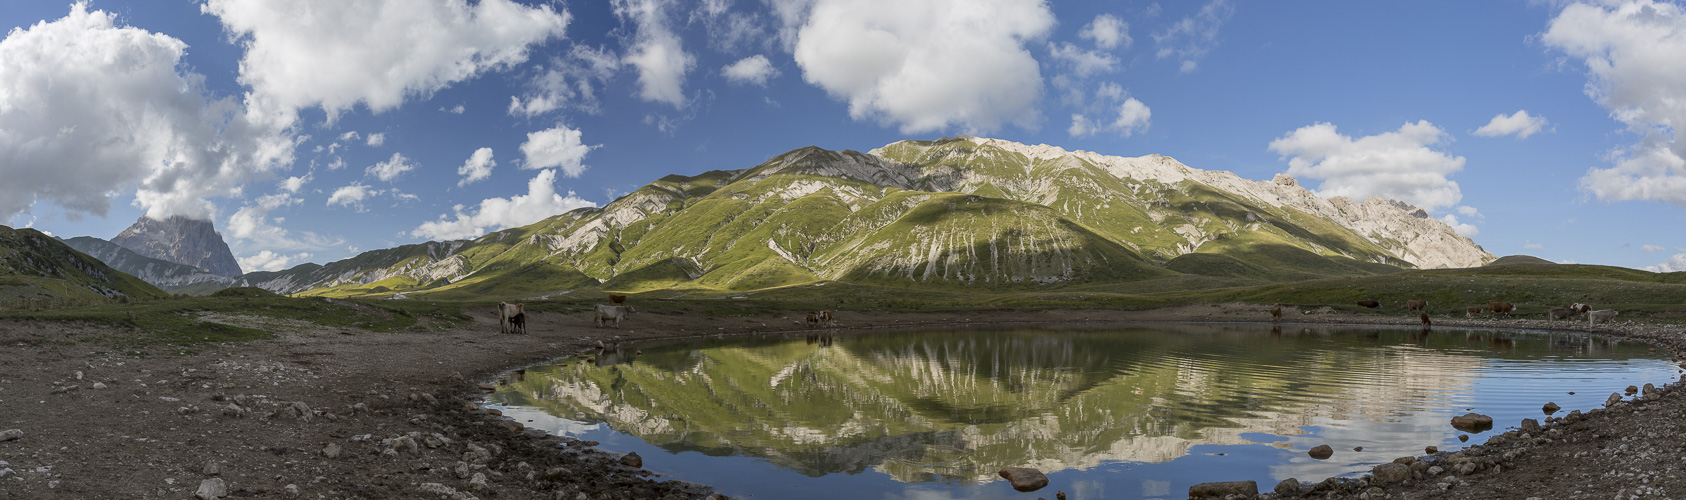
[112,216,243,278]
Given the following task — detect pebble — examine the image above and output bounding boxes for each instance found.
[283,484,299,499]
[203,460,220,476]
[0,429,22,442]
[322,443,342,459]
[1607,393,1623,407]
[455,461,471,479]
[1426,445,1439,454]
[468,472,489,491]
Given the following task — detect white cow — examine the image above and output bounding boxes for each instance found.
[1588,309,1618,325]
[594,304,636,328]
[499,302,526,334]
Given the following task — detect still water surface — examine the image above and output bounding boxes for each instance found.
[486,324,1676,499]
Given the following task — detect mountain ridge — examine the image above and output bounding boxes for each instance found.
[230,136,1494,297]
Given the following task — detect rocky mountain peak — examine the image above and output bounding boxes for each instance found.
[111,215,243,278]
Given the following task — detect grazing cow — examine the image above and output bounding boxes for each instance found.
[1488,302,1515,316]
[1406,300,1428,312]
[1356,300,1380,309]
[498,302,525,334]
[1270,303,1283,322]
[609,294,627,304]
[1548,307,1577,321]
[1570,303,1592,315]
[593,304,636,328]
[1466,306,1481,318]
[509,312,527,334]
[819,310,835,325]
[1589,309,1618,325]
[1420,313,1432,327]
[805,312,820,327]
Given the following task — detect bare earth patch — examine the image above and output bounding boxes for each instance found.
[0,303,1679,499]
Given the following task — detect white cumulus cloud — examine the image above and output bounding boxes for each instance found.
[1069,82,1151,138]
[1440,214,1479,238]
[365,132,385,147]
[1152,0,1234,73]
[0,3,284,221]
[1646,253,1686,273]
[458,147,497,187]
[203,0,569,126]
[613,0,694,108]
[412,169,596,240]
[1048,42,1118,77]
[1473,110,1550,139]
[1080,14,1131,50]
[280,174,311,193]
[1269,121,1467,211]
[1544,0,1686,206]
[509,45,619,117]
[327,182,381,211]
[238,250,312,273]
[521,125,597,177]
[723,55,779,86]
[365,152,417,182]
[785,0,1056,134]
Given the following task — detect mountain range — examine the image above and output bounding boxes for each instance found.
[192,136,1492,298]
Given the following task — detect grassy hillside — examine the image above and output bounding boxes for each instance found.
[0,226,166,302]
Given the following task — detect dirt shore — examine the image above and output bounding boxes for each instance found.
[0,303,1680,499]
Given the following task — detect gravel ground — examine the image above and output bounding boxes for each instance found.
[0,303,1679,499]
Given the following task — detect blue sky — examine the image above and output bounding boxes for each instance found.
[3,0,1685,273]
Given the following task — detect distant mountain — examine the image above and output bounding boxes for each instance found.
[61,236,232,294]
[239,136,1494,297]
[111,216,243,277]
[0,225,166,300]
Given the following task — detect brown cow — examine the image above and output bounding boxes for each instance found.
[1489,302,1515,316]
[1270,303,1283,321]
[819,310,835,325]
[609,294,627,304]
[1420,313,1432,327]
[1356,300,1380,309]
[805,312,820,327]
[1406,300,1428,312]
[1465,306,1481,318]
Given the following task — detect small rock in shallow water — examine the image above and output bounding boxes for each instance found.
[1607,393,1623,407]
[1308,445,1334,459]
[1451,413,1493,431]
[998,467,1049,492]
[1520,418,1541,433]
[1426,446,1439,454]
[1274,477,1302,496]
[1188,480,1257,498]
[620,452,643,468]
[1458,434,1469,442]
[1353,446,1363,452]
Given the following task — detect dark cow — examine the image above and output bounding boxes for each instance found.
[1465,306,1481,318]
[498,302,525,334]
[1420,313,1432,327]
[509,312,527,334]
[609,294,627,304]
[1356,300,1380,309]
[1489,302,1515,316]
[1406,300,1428,312]
[1270,303,1283,322]
[805,312,821,327]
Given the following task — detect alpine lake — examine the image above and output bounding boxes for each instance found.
[483,324,1677,499]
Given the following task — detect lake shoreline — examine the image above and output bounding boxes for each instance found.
[1,303,1678,499]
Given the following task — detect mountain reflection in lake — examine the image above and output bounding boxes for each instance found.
[487,325,1675,499]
